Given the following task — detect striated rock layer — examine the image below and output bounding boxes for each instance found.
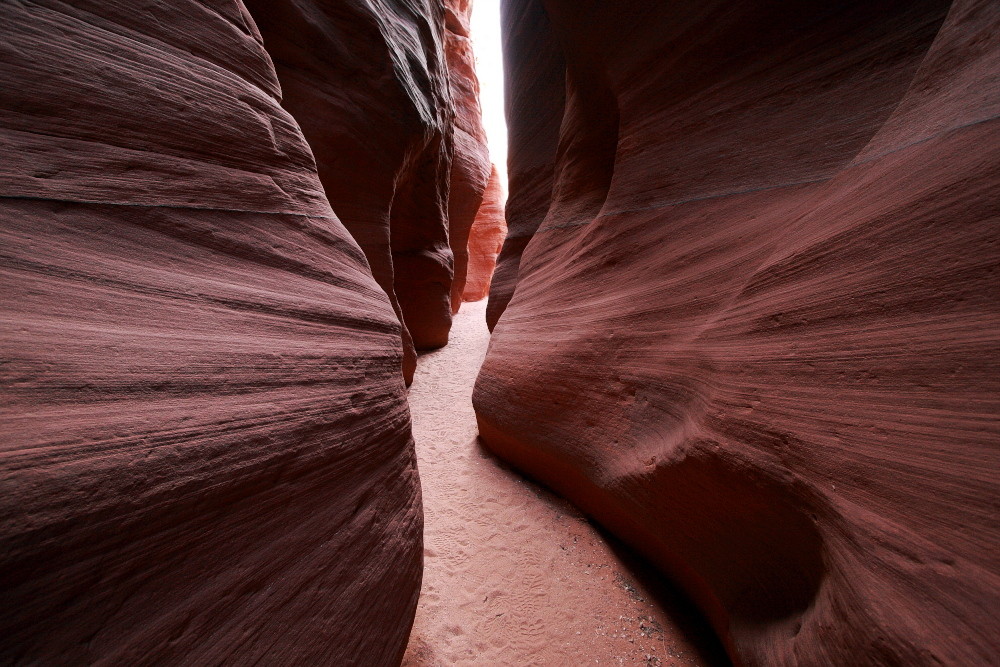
[245,0,492,383]
[445,0,494,314]
[485,0,565,329]
[1,2,420,664]
[463,165,507,302]
[243,0,451,383]
[476,0,1000,664]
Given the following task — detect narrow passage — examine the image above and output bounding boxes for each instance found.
[402,300,724,666]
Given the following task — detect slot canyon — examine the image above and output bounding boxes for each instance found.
[1,0,997,665]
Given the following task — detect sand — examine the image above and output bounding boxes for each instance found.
[401,299,725,666]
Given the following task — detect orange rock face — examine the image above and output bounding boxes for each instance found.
[1,2,420,664]
[463,166,508,302]
[475,1,1000,665]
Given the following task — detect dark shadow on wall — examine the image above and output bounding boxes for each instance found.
[472,435,732,666]
[596,523,733,667]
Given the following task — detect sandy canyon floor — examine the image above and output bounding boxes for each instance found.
[401,299,727,666]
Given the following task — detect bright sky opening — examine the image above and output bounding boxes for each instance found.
[470,0,508,199]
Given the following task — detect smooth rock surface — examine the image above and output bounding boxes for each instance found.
[445,0,494,314]
[1,2,420,664]
[244,0,466,383]
[485,0,565,330]
[463,165,507,303]
[476,1,1000,664]
[402,300,726,666]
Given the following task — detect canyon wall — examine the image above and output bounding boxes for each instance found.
[476,0,1000,665]
[485,0,565,329]
[0,1,425,664]
[445,0,495,313]
[244,0,444,383]
[463,165,507,302]
[245,0,492,383]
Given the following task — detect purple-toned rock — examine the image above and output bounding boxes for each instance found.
[1,1,420,663]
[243,0,450,382]
[485,0,565,330]
[245,0,493,383]
[476,1,1000,664]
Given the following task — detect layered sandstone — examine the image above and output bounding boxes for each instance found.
[463,165,507,302]
[245,0,467,383]
[445,0,494,314]
[485,0,565,329]
[1,2,420,664]
[245,0,493,382]
[476,1,1000,665]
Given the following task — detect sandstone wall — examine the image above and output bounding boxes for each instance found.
[245,0,492,383]
[1,1,422,663]
[485,0,565,329]
[445,0,494,314]
[244,0,457,383]
[463,165,507,302]
[476,1,1000,664]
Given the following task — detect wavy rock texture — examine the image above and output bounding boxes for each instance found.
[445,0,494,314]
[475,1,1000,664]
[485,0,565,329]
[463,165,507,302]
[244,0,462,383]
[1,2,420,664]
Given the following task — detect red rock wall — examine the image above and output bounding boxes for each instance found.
[244,0,492,383]
[445,0,494,314]
[243,0,442,383]
[463,165,508,302]
[1,2,420,664]
[476,1,1000,664]
[485,0,565,330]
